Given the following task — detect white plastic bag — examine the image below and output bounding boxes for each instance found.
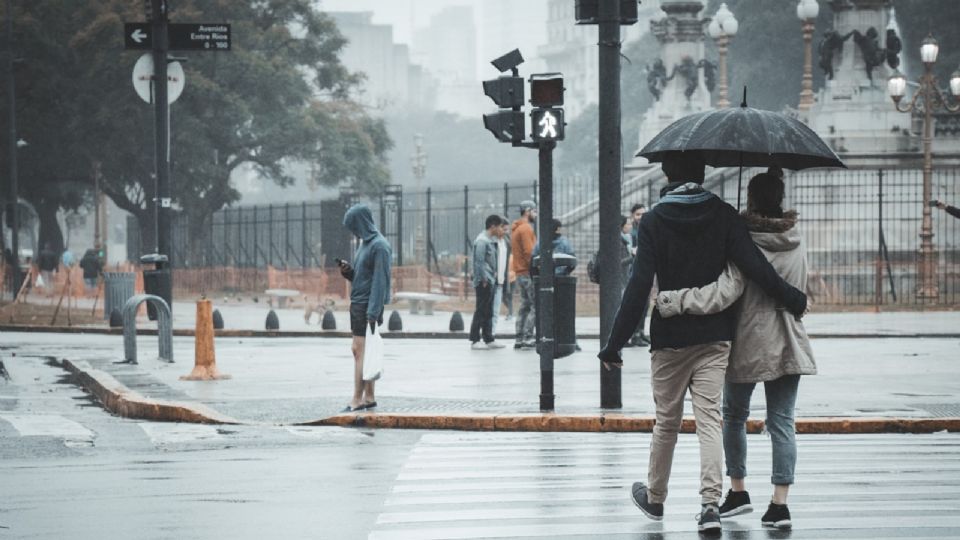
[35,273,46,288]
[362,323,384,381]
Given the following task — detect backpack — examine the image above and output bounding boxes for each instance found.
[587,251,600,284]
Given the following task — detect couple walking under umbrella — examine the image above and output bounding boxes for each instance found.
[599,98,844,534]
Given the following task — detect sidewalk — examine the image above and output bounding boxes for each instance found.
[8,297,960,337]
[4,331,959,430]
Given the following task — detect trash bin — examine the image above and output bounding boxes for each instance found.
[141,253,172,321]
[103,272,136,320]
[532,253,577,359]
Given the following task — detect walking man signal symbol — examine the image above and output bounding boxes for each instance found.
[538,111,558,139]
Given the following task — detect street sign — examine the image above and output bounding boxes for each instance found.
[124,22,231,51]
[132,53,185,104]
[125,23,152,49]
[168,23,231,51]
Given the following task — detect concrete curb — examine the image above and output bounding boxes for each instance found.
[301,412,960,434]
[60,359,240,425]
[4,324,960,340]
[55,357,960,434]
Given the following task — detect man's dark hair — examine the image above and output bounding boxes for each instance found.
[630,203,645,214]
[661,152,706,183]
[485,214,502,229]
[551,218,562,234]
[620,215,629,228]
[746,173,785,218]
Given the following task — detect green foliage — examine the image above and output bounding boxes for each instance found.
[1,0,390,254]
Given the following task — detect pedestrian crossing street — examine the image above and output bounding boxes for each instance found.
[370,431,960,539]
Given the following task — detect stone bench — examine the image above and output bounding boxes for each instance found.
[393,292,449,315]
[264,288,300,309]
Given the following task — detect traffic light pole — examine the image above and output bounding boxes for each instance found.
[151,0,171,261]
[537,141,556,411]
[598,0,622,409]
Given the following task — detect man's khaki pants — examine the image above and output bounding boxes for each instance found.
[646,341,730,506]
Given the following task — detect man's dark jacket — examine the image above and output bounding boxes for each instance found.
[599,183,807,357]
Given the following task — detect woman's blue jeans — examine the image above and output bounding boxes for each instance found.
[722,374,801,485]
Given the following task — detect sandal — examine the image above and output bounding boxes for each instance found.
[358,401,378,410]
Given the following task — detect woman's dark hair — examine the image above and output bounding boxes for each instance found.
[746,172,785,218]
[620,215,629,228]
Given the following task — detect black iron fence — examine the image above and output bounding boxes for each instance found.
[128,167,960,306]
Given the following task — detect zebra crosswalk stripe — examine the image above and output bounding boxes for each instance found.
[370,432,960,539]
[0,413,96,448]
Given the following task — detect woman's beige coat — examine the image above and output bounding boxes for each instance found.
[656,211,816,383]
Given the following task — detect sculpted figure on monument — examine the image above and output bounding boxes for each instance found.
[885,28,902,70]
[647,59,667,101]
[667,56,699,100]
[818,29,854,80]
[698,59,717,93]
[853,27,886,81]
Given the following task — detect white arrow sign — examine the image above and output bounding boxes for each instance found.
[538,111,558,139]
[130,28,148,44]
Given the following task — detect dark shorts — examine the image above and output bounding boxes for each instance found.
[349,303,382,337]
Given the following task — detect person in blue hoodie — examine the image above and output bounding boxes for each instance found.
[338,204,392,412]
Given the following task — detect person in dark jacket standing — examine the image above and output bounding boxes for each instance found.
[470,215,506,349]
[598,153,807,533]
[79,249,102,293]
[338,204,392,412]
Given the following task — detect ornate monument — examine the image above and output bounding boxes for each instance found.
[806,0,909,162]
[636,1,713,154]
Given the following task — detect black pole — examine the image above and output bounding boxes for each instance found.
[503,182,509,217]
[151,0,170,259]
[426,187,432,271]
[463,185,469,297]
[598,0,622,409]
[396,187,403,266]
[5,0,20,296]
[538,142,556,411]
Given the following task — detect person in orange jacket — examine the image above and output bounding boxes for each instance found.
[510,200,538,349]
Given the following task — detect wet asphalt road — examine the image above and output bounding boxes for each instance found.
[2,352,960,539]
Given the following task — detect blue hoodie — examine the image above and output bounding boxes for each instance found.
[343,204,392,321]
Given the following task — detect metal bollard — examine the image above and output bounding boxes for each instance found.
[122,294,173,364]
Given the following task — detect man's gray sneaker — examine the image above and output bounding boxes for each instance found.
[629,482,663,521]
[697,503,722,534]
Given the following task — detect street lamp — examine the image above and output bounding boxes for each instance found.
[410,134,428,266]
[887,34,960,301]
[708,3,738,108]
[796,0,819,112]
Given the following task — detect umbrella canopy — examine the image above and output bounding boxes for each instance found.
[637,105,845,171]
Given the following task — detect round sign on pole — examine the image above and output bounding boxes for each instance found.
[132,53,186,104]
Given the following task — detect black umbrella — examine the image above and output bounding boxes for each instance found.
[637,90,845,208]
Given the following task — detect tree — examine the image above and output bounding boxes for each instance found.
[1,0,391,262]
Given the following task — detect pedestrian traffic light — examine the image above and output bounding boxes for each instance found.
[529,73,564,107]
[482,75,525,142]
[531,108,565,142]
[482,76,525,108]
[483,111,525,143]
[482,49,527,144]
[529,74,565,142]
